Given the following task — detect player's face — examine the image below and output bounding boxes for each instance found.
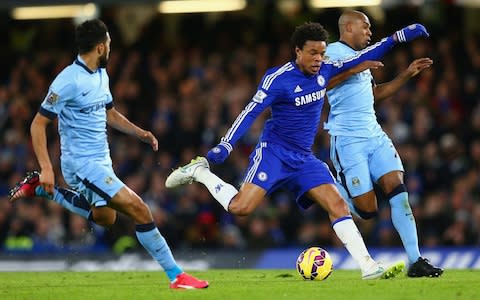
[351,16,372,50]
[98,32,111,68]
[295,40,327,75]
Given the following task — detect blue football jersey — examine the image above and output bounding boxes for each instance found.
[40,56,113,162]
[324,41,384,137]
[221,37,395,154]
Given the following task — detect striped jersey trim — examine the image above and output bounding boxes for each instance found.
[324,37,389,66]
[396,30,406,42]
[222,101,257,144]
[219,141,233,153]
[244,142,267,183]
[262,62,294,90]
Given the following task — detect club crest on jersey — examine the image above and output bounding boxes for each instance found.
[46,92,59,105]
[317,75,325,87]
[332,61,344,68]
[257,172,268,182]
[253,90,267,104]
[352,177,360,186]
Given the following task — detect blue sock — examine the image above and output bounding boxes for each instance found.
[389,192,421,264]
[35,185,53,199]
[335,182,359,217]
[36,186,91,219]
[136,223,182,282]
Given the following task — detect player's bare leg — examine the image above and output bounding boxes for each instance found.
[109,186,208,289]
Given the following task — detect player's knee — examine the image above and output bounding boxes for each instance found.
[94,213,116,227]
[354,205,378,220]
[91,207,117,227]
[385,183,407,200]
[119,195,152,223]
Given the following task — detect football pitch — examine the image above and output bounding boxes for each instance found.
[0,269,478,300]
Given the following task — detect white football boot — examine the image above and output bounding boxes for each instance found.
[165,156,210,188]
[362,259,405,280]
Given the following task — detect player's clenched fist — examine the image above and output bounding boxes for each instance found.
[207,142,232,164]
[394,24,429,43]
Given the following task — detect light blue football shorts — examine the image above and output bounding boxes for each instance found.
[61,158,125,207]
[330,132,404,198]
[244,141,335,209]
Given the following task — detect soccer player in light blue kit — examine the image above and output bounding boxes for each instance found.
[8,19,208,289]
[166,22,428,279]
[325,10,443,277]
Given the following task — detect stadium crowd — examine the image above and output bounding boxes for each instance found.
[1,5,480,255]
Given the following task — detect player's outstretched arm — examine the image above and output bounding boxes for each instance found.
[327,60,384,90]
[30,112,55,194]
[106,107,158,151]
[392,24,429,43]
[329,23,429,77]
[373,57,433,101]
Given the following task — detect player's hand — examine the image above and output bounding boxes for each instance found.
[40,168,55,195]
[357,60,384,70]
[328,61,383,90]
[406,57,433,77]
[207,142,232,164]
[393,24,429,43]
[139,130,158,151]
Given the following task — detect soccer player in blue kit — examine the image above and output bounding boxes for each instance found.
[166,22,428,279]
[8,19,208,289]
[325,10,443,277]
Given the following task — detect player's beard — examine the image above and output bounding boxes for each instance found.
[98,53,108,68]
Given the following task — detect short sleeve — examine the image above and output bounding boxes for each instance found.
[40,71,76,119]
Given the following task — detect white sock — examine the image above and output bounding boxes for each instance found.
[195,167,238,211]
[332,216,376,272]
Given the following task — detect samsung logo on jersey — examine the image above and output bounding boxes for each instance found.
[294,89,326,106]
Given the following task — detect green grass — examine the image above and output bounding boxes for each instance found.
[0,269,478,300]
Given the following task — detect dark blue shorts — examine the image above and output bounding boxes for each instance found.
[243,142,335,209]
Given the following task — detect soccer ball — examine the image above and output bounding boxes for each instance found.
[296,247,333,281]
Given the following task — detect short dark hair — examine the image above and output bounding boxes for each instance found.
[290,22,329,50]
[75,19,108,54]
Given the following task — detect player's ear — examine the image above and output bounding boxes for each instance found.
[295,46,302,57]
[346,22,353,33]
[97,42,105,55]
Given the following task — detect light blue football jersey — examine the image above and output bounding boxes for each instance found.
[40,56,113,163]
[324,41,384,137]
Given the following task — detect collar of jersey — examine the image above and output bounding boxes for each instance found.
[291,60,317,78]
[75,55,95,74]
[338,40,357,51]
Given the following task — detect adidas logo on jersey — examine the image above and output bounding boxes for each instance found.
[294,85,303,93]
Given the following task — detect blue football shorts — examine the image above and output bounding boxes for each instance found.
[61,158,125,207]
[330,132,404,198]
[243,141,335,209]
